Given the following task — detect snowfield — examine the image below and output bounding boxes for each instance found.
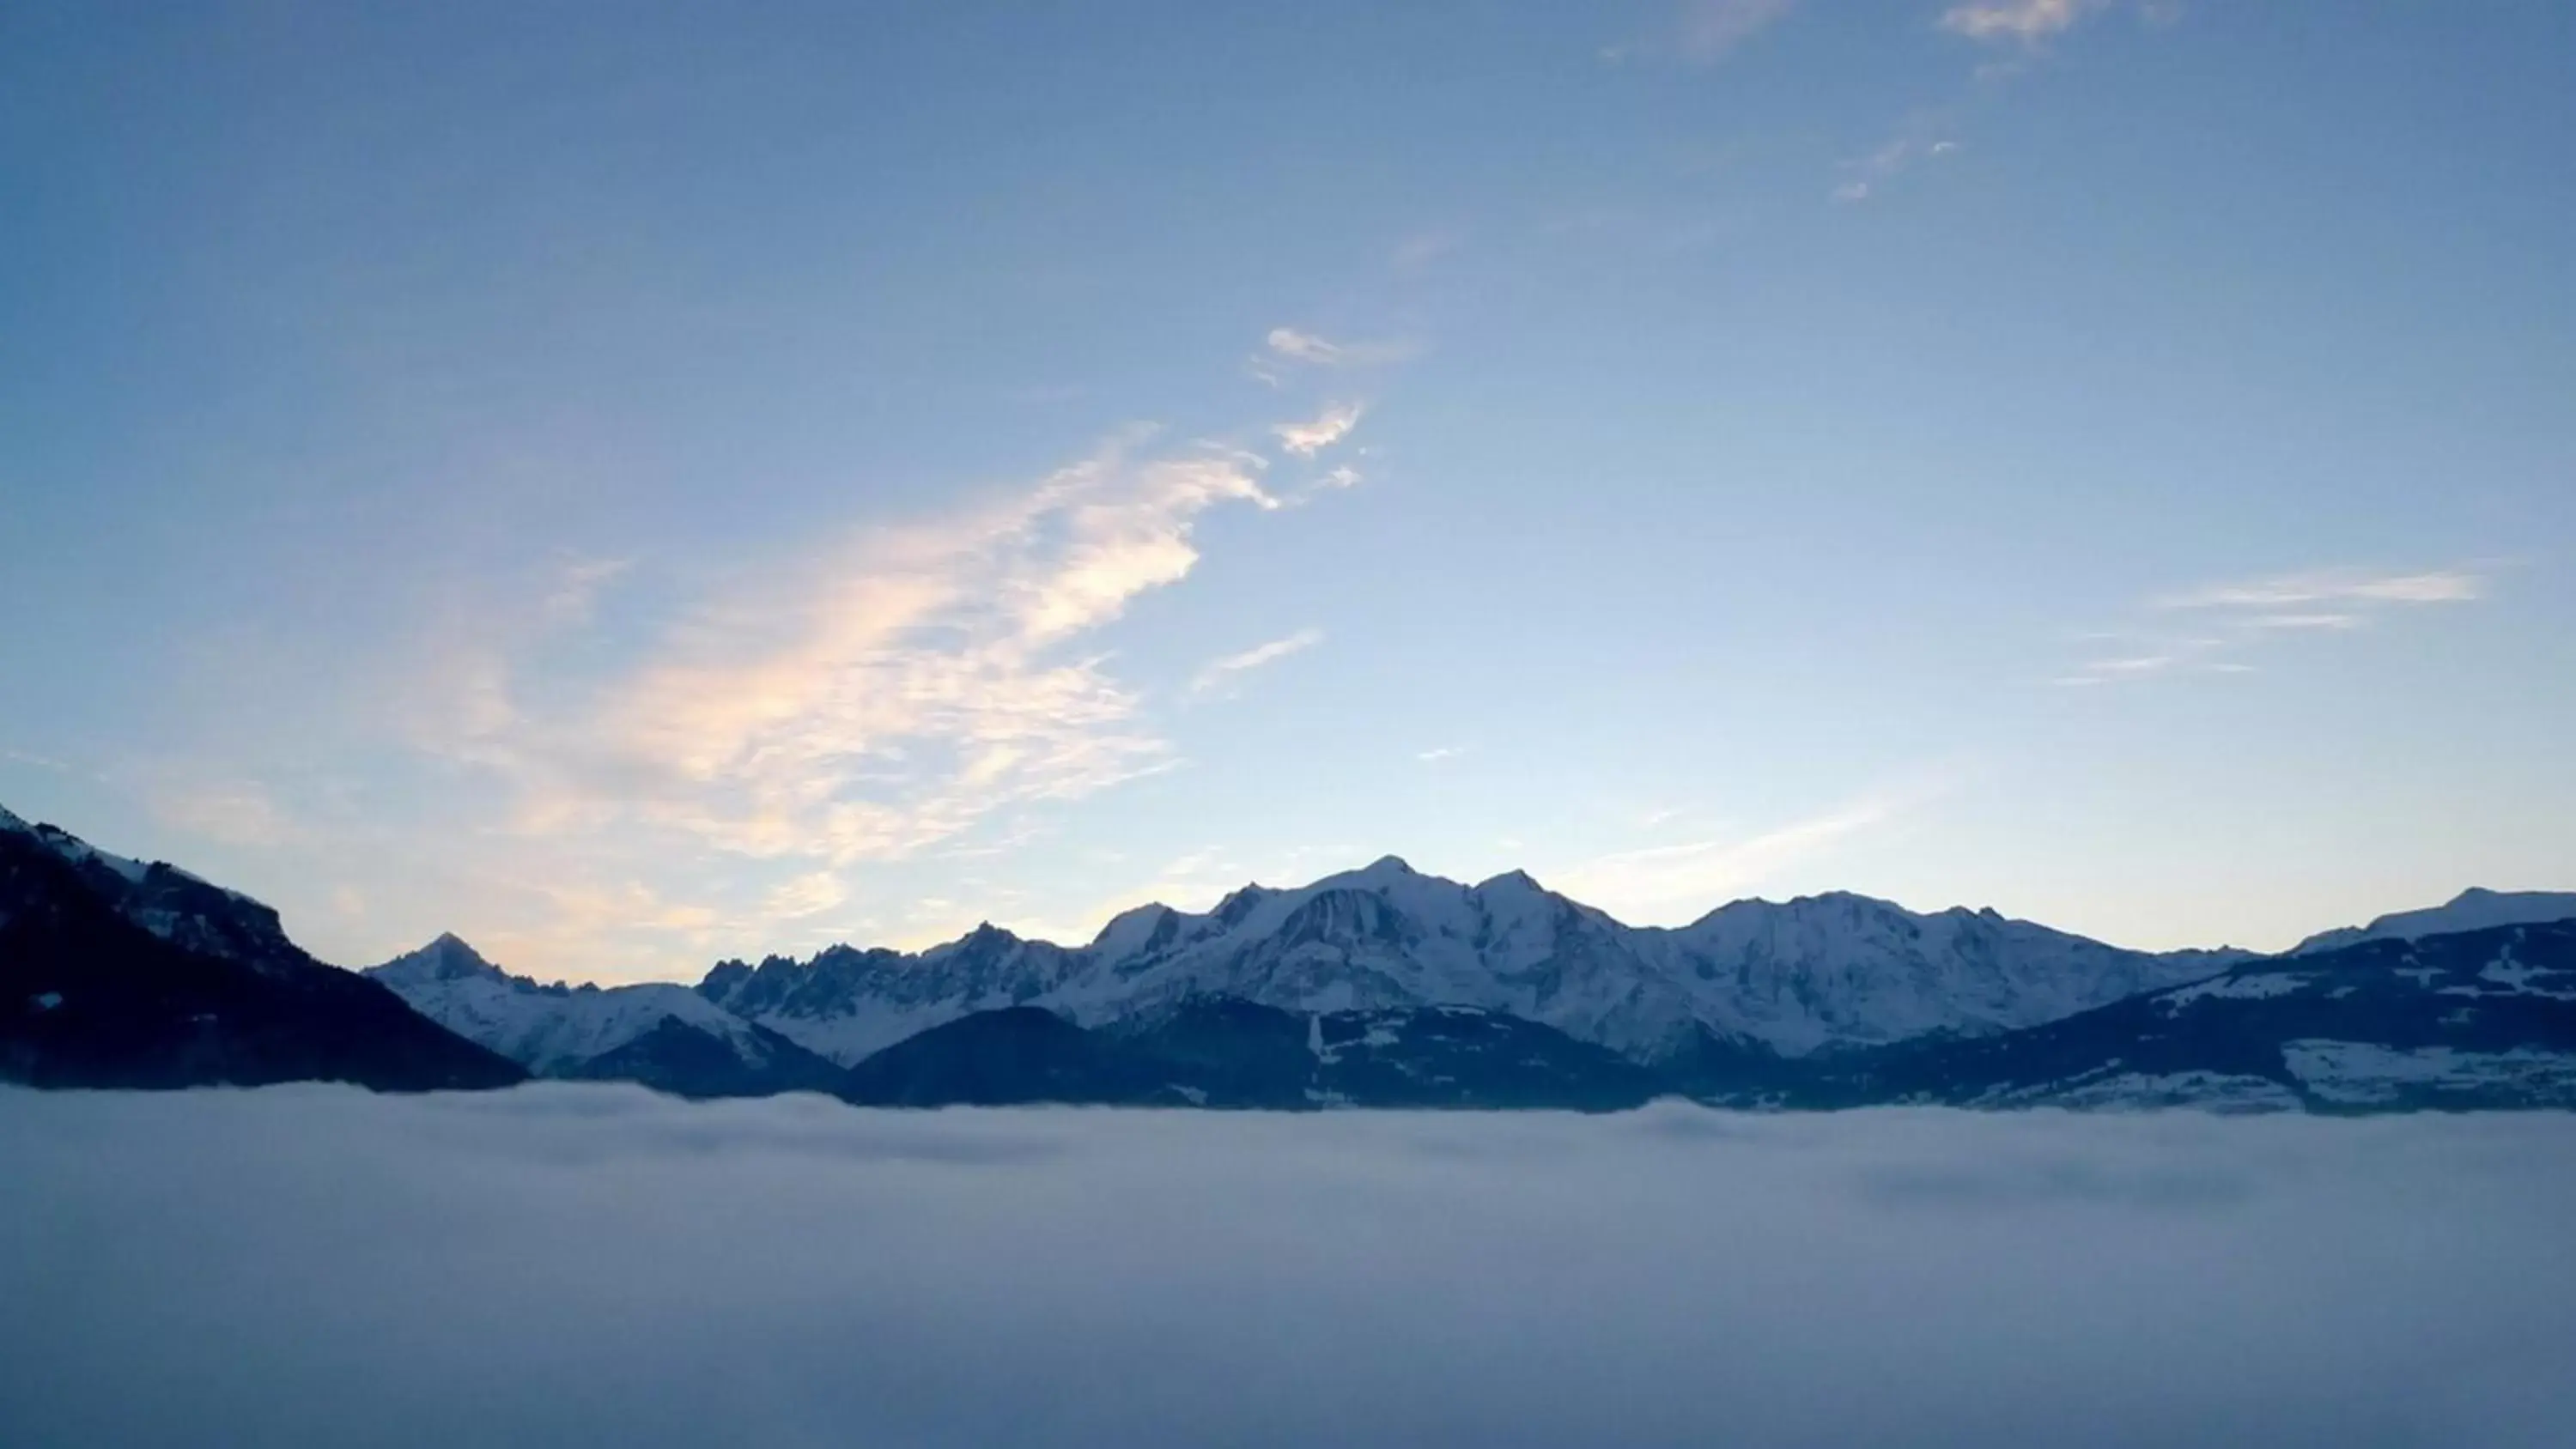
[6,1085,2575,1448]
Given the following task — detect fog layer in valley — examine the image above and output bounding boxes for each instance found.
[6,1088,2573,1448]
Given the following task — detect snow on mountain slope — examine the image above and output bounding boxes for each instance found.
[2,805,309,976]
[368,934,832,1091]
[702,858,2234,1066]
[699,925,1091,1064]
[2291,888,2576,955]
[1652,891,2243,1056]
[2,804,143,883]
[1825,919,2576,1112]
[1054,858,1716,1054]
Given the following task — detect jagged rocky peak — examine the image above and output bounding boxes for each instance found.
[917,921,1049,969]
[372,931,507,985]
[1303,855,1447,898]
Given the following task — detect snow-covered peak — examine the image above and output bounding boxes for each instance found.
[696,858,2259,1068]
[1653,889,2217,1056]
[2292,888,2576,955]
[366,939,799,1078]
[1679,888,1911,931]
[1089,902,1180,959]
[922,921,1023,960]
[371,932,508,987]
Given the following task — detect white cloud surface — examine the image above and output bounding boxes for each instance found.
[6,1087,2576,1448]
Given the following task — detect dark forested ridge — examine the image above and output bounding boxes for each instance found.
[0,821,523,1092]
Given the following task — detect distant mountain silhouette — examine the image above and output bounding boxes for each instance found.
[0,808,521,1091]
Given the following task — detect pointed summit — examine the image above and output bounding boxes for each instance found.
[1091,902,1180,960]
[369,932,506,985]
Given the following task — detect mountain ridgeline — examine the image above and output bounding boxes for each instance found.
[7,803,2574,1110]
[695,856,2251,1065]
[0,807,524,1091]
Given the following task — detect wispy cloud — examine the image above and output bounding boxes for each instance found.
[1416,745,1466,764]
[1678,0,1800,64]
[1265,329,1412,367]
[1189,628,1324,699]
[433,432,1287,895]
[1940,0,2104,44]
[2052,644,2221,687]
[236,324,1415,981]
[2058,565,2490,687]
[1267,328,1347,365]
[1841,0,2154,207]
[2154,567,2484,611]
[1552,794,1917,925]
[2242,612,2364,632]
[1252,328,1419,383]
[1832,118,1963,203]
[1390,230,1464,270]
[762,871,849,920]
[1273,403,1365,457]
[146,778,293,847]
[540,556,633,628]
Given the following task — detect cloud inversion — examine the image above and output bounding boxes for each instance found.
[6,1088,2575,1448]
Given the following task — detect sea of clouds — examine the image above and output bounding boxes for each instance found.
[6,1086,2574,1447]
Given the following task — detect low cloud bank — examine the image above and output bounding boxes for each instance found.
[6,1088,2574,1447]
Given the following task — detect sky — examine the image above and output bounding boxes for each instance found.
[9,1088,2576,1446]
[3,0,2572,982]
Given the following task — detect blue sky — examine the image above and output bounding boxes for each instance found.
[4,0,2571,980]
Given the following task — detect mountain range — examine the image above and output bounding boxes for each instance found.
[7,801,2573,1110]
[695,856,2251,1064]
